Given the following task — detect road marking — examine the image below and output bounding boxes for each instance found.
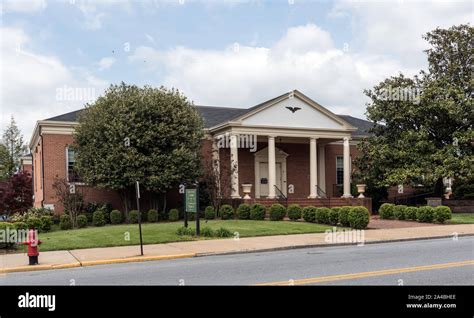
[256,260,474,286]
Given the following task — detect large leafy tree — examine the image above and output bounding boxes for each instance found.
[1,116,27,178]
[356,24,473,195]
[74,83,204,216]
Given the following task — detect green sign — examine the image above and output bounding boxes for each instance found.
[185,188,198,213]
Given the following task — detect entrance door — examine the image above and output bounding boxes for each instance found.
[259,162,282,197]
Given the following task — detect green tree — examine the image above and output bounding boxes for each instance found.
[0,143,10,180]
[73,83,204,217]
[356,24,473,195]
[1,116,27,178]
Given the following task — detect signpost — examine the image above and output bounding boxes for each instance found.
[136,181,144,256]
[184,184,200,236]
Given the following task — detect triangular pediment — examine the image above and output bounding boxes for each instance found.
[235,90,354,130]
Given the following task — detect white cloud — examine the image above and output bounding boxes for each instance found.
[129,24,416,119]
[330,0,472,67]
[97,57,116,71]
[77,2,106,30]
[1,0,47,13]
[0,27,109,142]
[73,0,133,30]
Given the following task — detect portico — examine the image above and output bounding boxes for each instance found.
[209,90,357,200]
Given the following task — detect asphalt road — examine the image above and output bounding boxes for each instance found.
[1,237,473,285]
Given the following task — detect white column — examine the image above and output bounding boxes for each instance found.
[342,137,353,198]
[308,137,318,199]
[318,144,326,196]
[212,138,221,198]
[230,134,240,198]
[267,136,276,199]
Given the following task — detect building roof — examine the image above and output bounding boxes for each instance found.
[45,98,374,137]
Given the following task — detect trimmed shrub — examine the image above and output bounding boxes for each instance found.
[393,205,407,220]
[169,209,179,221]
[315,207,331,224]
[128,210,139,224]
[405,207,418,220]
[82,212,93,223]
[77,214,88,228]
[201,227,215,238]
[147,209,158,223]
[215,227,233,238]
[93,210,106,227]
[328,208,340,225]
[269,204,286,221]
[338,206,352,227]
[0,222,17,249]
[434,206,452,224]
[14,222,28,230]
[204,206,215,220]
[237,204,251,220]
[379,203,395,219]
[110,210,122,224]
[176,226,195,236]
[287,204,302,221]
[39,216,53,232]
[26,216,42,230]
[302,206,317,223]
[59,214,72,230]
[348,206,370,229]
[140,210,148,222]
[220,205,234,220]
[250,204,266,220]
[416,206,435,223]
[186,212,195,221]
[158,210,168,221]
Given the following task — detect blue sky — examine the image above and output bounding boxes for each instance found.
[1,0,472,140]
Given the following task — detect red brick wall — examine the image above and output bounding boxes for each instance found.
[34,133,122,213]
[324,143,360,197]
[21,163,32,174]
[34,132,364,213]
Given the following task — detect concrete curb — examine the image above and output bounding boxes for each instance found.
[2,234,473,274]
[80,253,196,267]
[195,233,474,258]
[0,262,81,274]
[0,253,196,274]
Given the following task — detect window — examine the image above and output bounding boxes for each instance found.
[336,156,344,185]
[66,147,81,182]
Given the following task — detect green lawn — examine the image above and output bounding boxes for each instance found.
[447,213,474,224]
[36,220,338,252]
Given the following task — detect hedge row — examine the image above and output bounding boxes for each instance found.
[302,206,370,229]
[202,204,369,228]
[379,203,452,223]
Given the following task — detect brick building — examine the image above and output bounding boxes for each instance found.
[27,90,375,213]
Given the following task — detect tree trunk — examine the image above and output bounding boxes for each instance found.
[162,193,167,214]
[120,188,132,221]
[433,177,444,197]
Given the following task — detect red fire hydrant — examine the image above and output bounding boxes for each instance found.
[23,227,42,265]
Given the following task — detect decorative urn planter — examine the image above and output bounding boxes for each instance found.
[356,184,366,198]
[241,184,253,200]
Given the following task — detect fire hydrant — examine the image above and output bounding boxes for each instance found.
[23,227,42,265]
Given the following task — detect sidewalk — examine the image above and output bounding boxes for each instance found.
[1,224,473,274]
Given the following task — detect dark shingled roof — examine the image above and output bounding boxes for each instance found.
[194,106,248,128]
[337,115,374,137]
[45,105,373,137]
[46,109,84,122]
